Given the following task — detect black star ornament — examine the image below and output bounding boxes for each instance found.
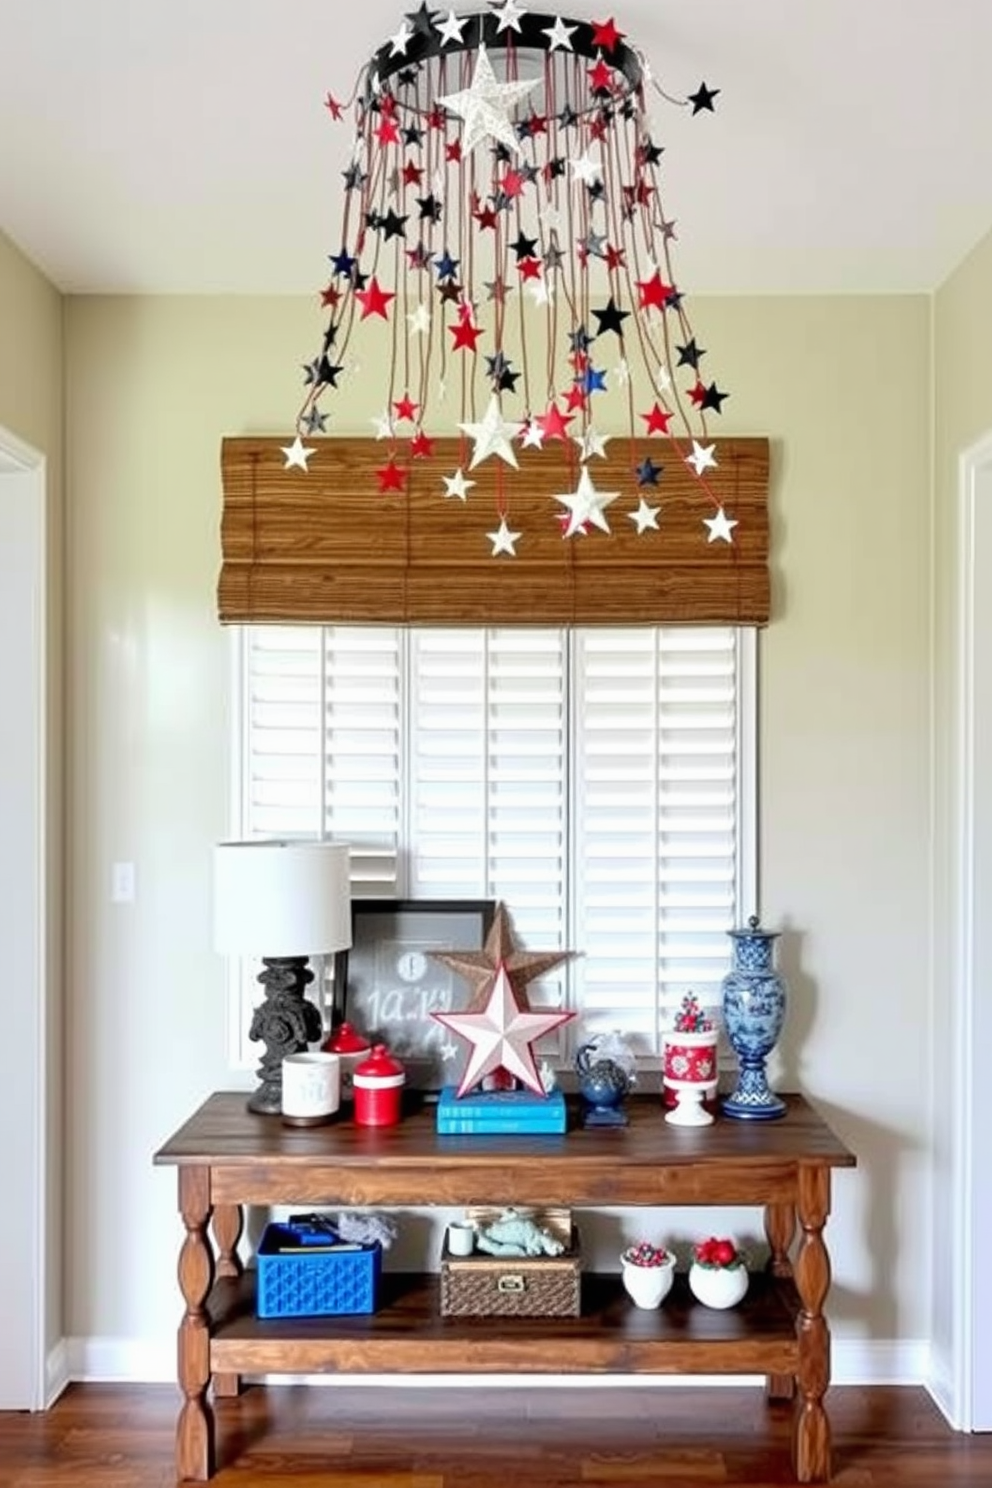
[688,81,720,114]
[677,338,705,370]
[592,296,630,339]
[379,208,409,241]
[701,382,729,413]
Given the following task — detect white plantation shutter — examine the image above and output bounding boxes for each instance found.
[573,629,746,1053]
[234,624,755,1062]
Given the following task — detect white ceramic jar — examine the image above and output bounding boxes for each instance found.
[688,1261,749,1309]
[620,1252,676,1309]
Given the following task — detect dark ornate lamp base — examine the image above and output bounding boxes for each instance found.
[247,956,323,1115]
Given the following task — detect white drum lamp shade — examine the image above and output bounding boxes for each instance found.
[213,840,352,957]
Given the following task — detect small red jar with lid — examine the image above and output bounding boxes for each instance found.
[322,1021,372,1102]
[353,1044,406,1127]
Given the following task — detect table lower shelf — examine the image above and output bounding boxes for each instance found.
[209,1271,801,1378]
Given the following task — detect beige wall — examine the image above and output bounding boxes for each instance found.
[0,228,64,1367]
[64,292,933,1352]
[932,223,992,1397]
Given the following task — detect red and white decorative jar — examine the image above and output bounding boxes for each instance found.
[662,1029,719,1127]
[353,1044,406,1127]
[322,1021,372,1103]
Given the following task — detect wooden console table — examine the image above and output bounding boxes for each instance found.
[155,1091,855,1483]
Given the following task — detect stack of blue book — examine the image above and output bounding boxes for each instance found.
[435,1086,567,1134]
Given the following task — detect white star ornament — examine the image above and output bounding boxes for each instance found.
[281,436,315,471]
[487,517,522,556]
[432,964,574,1096]
[434,8,468,45]
[443,468,475,501]
[686,440,718,475]
[437,44,539,156]
[492,0,526,33]
[629,498,660,534]
[407,303,431,336]
[389,19,415,55]
[543,15,577,50]
[704,507,738,543]
[555,467,619,537]
[569,150,603,187]
[459,395,524,469]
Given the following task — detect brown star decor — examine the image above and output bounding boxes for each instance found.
[428,900,575,1011]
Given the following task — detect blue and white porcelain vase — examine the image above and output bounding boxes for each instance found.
[721,915,787,1120]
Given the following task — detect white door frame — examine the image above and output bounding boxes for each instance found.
[0,422,48,1410]
[952,430,992,1432]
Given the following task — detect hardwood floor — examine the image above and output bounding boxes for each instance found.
[1,1383,990,1488]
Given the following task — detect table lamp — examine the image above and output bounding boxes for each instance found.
[214,839,352,1114]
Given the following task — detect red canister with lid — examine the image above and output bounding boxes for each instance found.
[322,1021,372,1102]
[353,1043,406,1127]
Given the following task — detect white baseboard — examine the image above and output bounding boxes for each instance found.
[45,1339,70,1407]
[926,1347,960,1429]
[63,1335,931,1390]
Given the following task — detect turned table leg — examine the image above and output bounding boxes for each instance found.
[211,1204,244,1399]
[793,1165,832,1482]
[765,1200,797,1401]
[177,1166,216,1481]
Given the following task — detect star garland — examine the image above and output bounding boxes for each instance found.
[291,7,736,557]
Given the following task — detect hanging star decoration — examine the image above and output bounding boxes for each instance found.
[291,10,737,557]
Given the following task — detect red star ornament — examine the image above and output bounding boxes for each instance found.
[410,429,435,458]
[588,57,615,93]
[375,458,406,493]
[538,401,573,441]
[641,401,674,435]
[324,93,344,121]
[450,316,484,352]
[636,270,675,311]
[393,393,419,422]
[498,169,526,199]
[432,963,575,1097]
[376,116,401,146]
[591,16,624,51]
[356,276,395,321]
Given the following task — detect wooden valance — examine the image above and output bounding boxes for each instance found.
[218,436,770,627]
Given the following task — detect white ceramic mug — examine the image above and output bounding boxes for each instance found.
[447,1221,475,1256]
[281,1051,341,1125]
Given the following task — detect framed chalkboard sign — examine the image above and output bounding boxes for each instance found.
[331,899,496,1090]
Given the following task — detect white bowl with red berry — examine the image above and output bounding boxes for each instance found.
[688,1236,749,1308]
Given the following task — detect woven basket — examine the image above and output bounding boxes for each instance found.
[440,1222,581,1318]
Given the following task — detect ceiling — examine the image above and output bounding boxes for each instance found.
[2,0,992,296]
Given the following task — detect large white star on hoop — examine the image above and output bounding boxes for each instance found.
[432,964,575,1097]
[437,43,539,157]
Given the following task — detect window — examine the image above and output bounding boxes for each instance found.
[230,624,757,1064]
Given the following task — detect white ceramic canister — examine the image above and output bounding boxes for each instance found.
[281,1051,341,1126]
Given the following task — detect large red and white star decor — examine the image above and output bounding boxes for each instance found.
[432,963,575,1098]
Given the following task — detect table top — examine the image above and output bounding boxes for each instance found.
[155,1091,856,1172]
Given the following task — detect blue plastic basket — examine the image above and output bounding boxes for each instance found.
[256,1223,381,1318]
